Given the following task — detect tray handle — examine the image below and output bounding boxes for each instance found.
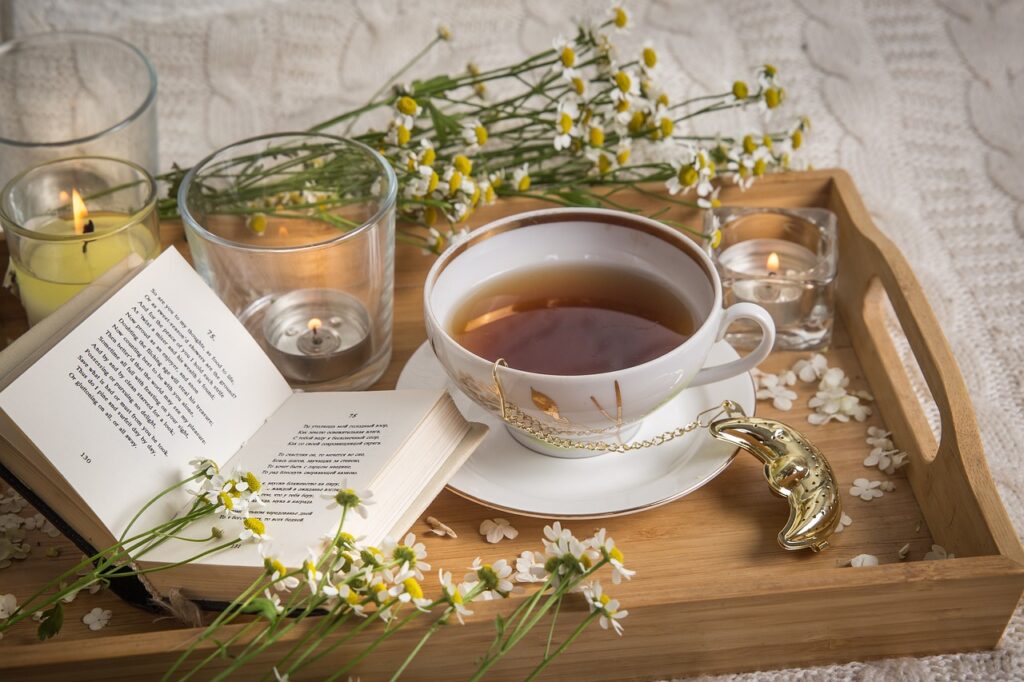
[826,170,1023,561]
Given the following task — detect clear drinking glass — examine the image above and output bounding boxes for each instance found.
[0,156,160,326]
[178,133,397,390]
[706,206,838,351]
[0,32,158,191]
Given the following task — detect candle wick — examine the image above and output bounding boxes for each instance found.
[82,219,95,254]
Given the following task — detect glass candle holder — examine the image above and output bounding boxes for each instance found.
[179,132,397,390]
[0,32,158,191]
[0,156,160,326]
[706,206,838,351]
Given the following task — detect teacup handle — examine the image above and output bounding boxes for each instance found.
[689,302,775,387]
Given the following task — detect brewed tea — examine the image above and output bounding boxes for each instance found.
[450,263,696,375]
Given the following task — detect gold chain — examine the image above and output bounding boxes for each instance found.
[491,359,745,453]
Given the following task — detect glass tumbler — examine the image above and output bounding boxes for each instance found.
[0,31,158,191]
[0,156,160,326]
[178,132,397,390]
[706,206,838,351]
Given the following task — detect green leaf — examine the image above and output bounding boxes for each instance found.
[412,75,456,95]
[548,187,601,207]
[424,101,460,147]
[241,598,281,622]
[37,603,64,641]
[494,613,506,637]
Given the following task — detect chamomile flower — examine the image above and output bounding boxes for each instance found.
[396,574,432,611]
[188,458,218,478]
[640,41,659,73]
[514,550,546,583]
[394,95,422,128]
[589,529,635,584]
[322,482,374,519]
[553,99,580,150]
[259,544,299,591]
[609,4,630,30]
[302,549,325,593]
[461,119,488,152]
[239,517,270,543]
[324,580,367,616]
[562,68,588,99]
[512,164,531,192]
[615,138,632,165]
[386,121,412,147]
[552,36,577,76]
[666,159,699,195]
[583,581,628,635]
[383,533,431,579]
[466,557,515,598]
[440,569,474,623]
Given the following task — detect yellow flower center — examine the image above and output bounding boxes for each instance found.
[711,229,723,249]
[732,80,749,99]
[248,214,267,236]
[406,155,417,172]
[657,92,669,108]
[484,184,496,203]
[739,165,751,178]
[581,554,593,569]
[475,124,488,145]
[628,111,645,132]
[453,154,472,175]
[614,71,632,93]
[610,546,625,563]
[616,147,630,165]
[659,117,674,137]
[424,206,438,226]
[642,47,657,68]
[426,170,439,194]
[589,126,605,147]
[372,582,387,594]
[218,492,234,510]
[403,578,424,600]
[616,99,631,113]
[791,130,803,149]
[762,134,773,149]
[572,76,586,95]
[396,124,411,146]
[517,173,531,192]
[764,63,778,78]
[421,147,436,166]
[599,593,611,605]
[558,112,573,135]
[597,154,612,174]
[743,135,757,154]
[613,6,628,28]
[711,198,722,208]
[303,560,316,575]
[452,589,463,605]
[243,518,266,536]
[754,158,767,176]
[396,96,419,116]
[243,472,261,494]
[346,590,360,605]
[449,170,463,193]
[471,185,481,206]
[561,46,576,68]
[679,165,699,187]
[264,557,287,577]
[764,88,781,109]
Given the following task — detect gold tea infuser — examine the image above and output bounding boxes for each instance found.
[491,360,842,552]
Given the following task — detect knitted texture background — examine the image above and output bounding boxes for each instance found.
[3,0,1022,678]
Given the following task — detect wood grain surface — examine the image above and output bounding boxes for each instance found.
[0,170,1020,680]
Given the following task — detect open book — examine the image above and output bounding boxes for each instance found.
[0,249,486,603]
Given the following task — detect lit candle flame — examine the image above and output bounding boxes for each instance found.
[71,189,89,235]
[766,251,780,275]
[307,318,323,333]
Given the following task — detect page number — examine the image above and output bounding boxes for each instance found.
[349,413,358,419]
[80,452,92,464]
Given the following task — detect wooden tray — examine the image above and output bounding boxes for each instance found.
[1,170,1021,680]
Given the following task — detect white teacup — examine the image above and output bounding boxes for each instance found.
[423,208,775,458]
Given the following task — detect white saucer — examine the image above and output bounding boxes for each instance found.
[396,341,756,519]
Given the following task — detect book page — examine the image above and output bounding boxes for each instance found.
[143,389,443,567]
[0,249,293,535]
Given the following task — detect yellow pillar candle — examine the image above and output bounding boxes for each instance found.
[8,189,158,326]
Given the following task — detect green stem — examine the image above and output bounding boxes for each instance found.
[525,611,601,682]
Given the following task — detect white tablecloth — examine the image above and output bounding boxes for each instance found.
[4,0,1022,678]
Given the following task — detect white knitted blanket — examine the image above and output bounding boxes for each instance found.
[4,0,1022,678]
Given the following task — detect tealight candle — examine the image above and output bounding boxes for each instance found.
[708,207,838,350]
[262,289,373,383]
[0,158,160,327]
